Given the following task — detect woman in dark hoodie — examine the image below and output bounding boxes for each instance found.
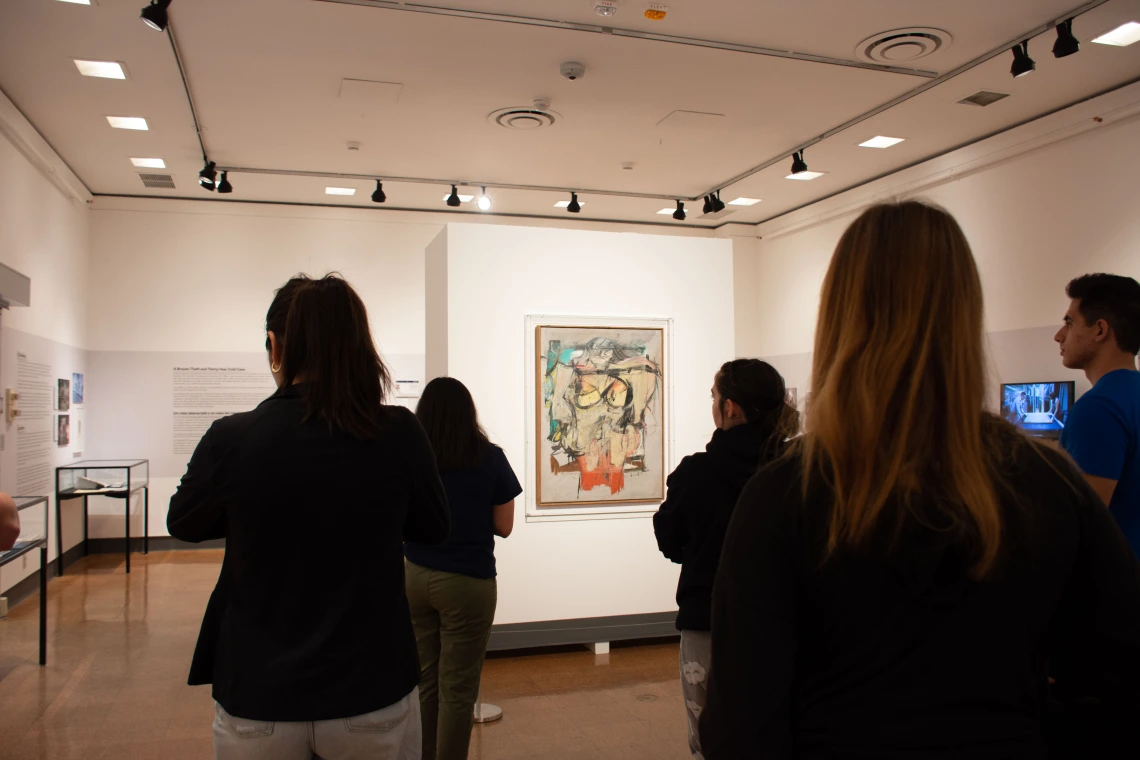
[653,358,796,759]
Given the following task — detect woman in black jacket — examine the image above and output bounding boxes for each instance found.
[700,201,1140,759]
[168,274,449,760]
[653,358,796,759]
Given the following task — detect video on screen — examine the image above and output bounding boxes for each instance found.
[1001,382,1074,439]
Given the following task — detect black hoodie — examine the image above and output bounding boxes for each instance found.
[653,422,776,631]
[700,442,1140,759]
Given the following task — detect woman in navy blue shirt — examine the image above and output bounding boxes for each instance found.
[404,377,522,760]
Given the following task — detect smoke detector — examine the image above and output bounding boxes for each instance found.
[593,0,618,16]
[855,28,951,63]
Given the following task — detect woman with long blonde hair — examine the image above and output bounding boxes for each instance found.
[700,201,1140,759]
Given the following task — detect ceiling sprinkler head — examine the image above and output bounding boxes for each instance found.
[346,141,362,152]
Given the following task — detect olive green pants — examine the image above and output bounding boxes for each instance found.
[405,561,497,760]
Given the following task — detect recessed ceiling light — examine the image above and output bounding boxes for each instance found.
[554,200,586,208]
[859,136,905,149]
[786,171,826,181]
[325,187,356,196]
[441,193,475,203]
[106,116,148,130]
[57,0,93,4]
[74,60,126,79]
[1093,21,1140,47]
[130,157,165,169]
[728,197,761,206]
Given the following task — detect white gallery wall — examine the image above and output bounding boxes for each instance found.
[735,83,1140,405]
[85,199,721,543]
[86,199,445,538]
[0,122,91,594]
[426,223,735,624]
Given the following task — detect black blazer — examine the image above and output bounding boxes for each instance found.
[168,384,449,722]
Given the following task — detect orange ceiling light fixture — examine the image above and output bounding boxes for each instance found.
[644,3,667,21]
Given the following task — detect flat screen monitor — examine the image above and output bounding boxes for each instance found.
[1001,382,1075,439]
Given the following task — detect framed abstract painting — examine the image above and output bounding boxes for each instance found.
[531,319,669,513]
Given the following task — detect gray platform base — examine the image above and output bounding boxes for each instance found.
[487,612,678,652]
[4,541,679,656]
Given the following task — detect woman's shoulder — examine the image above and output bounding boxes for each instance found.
[479,441,514,469]
[983,418,1087,493]
[379,404,420,431]
[667,450,712,483]
[733,450,808,526]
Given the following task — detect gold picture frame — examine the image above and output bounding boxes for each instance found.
[535,323,666,508]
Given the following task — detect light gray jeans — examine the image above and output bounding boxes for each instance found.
[679,630,712,760]
[213,687,421,760]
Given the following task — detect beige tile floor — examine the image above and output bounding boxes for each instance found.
[0,551,690,759]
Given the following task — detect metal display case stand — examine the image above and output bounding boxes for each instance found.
[1,496,50,665]
[55,460,149,575]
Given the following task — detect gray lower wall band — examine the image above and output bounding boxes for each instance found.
[4,540,680,652]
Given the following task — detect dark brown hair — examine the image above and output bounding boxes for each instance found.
[265,273,392,438]
[1066,273,1140,355]
[715,359,799,440]
[415,377,490,471]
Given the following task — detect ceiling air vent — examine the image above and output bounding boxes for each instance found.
[958,91,1010,107]
[856,28,951,64]
[488,100,560,131]
[138,173,176,189]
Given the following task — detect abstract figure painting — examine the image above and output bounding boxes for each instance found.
[536,324,665,507]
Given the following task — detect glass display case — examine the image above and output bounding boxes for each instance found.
[0,496,49,665]
[55,459,149,575]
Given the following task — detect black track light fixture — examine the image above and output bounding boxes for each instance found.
[567,192,581,213]
[790,150,808,175]
[702,196,713,215]
[446,185,461,207]
[711,191,726,213]
[371,180,387,203]
[216,171,232,194]
[1053,18,1080,58]
[1010,41,1036,78]
[198,160,217,191]
[141,0,173,32]
[672,201,686,221]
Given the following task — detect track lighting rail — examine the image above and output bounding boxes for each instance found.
[312,0,939,78]
[150,0,1110,217]
[696,0,1111,200]
[212,165,693,202]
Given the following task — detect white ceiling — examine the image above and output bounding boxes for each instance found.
[1,0,1138,226]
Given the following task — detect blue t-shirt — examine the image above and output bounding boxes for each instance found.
[1061,369,1140,556]
[404,444,522,579]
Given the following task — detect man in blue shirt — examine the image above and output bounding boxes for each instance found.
[1056,273,1140,556]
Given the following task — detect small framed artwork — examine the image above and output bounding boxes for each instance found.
[57,378,70,412]
[72,373,85,405]
[57,414,70,447]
